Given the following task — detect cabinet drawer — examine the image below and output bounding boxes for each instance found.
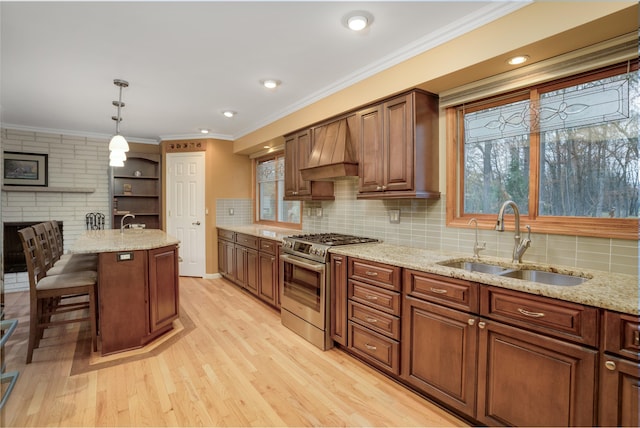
[349,280,401,315]
[348,321,400,375]
[259,238,277,255]
[481,286,599,347]
[217,228,235,241]
[404,269,478,313]
[603,311,640,362]
[235,233,259,249]
[349,300,400,340]
[349,258,401,291]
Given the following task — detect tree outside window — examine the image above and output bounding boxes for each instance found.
[448,63,638,239]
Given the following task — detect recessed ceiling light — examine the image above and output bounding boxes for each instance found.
[507,55,529,65]
[199,128,209,134]
[347,15,368,31]
[261,79,281,89]
[223,110,236,118]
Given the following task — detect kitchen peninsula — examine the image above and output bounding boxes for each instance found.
[72,229,180,355]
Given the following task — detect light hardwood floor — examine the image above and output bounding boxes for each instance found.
[2,276,468,427]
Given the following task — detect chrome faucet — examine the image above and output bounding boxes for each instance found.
[120,213,136,233]
[495,200,531,263]
[468,217,486,259]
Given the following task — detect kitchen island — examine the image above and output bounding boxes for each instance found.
[72,229,180,355]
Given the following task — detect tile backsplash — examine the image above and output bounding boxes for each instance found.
[220,178,637,276]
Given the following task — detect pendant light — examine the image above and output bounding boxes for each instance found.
[109,79,129,166]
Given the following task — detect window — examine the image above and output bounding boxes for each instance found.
[255,153,301,228]
[447,63,638,239]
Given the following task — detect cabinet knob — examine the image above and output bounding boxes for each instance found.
[468,318,475,326]
[478,321,486,329]
[376,186,383,191]
[605,360,617,371]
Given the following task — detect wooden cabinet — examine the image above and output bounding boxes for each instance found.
[217,228,281,308]
[217,229,235,278]
[357,90,439,199]
[283,129,334,200]
[330,254,348,346]
[257,238,280,308]
[476,318,597,427]
[98,244,179,355]
[599,311,640,427]
[111,153,161,229]
[347,258,401,375]
[401,270,479,416]
[148,245,180,334]
[477,286,598,426]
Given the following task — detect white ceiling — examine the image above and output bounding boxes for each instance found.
[0,1,526,144]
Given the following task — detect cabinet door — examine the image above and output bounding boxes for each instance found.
[258,251,277,305]
[330,254,348,346]
[358,105,385,192]
[245,248,259,294]
[477,319,597,427]
[296,130,312,196]
[401,296,478,416]
[148,245,179,334]
[284,134,298,197]
[599,354,639,427]
[234,245,246,286]
[217,240,228,276]
[383,93,414,192]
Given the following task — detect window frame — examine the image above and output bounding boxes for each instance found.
[253,151,302,230]
[446,62,638,240]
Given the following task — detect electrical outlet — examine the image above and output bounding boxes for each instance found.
[316,207,323,217]
[228,208,234,216]
[389,209,400,224]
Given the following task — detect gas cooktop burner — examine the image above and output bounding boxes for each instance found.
[288,233,379,246]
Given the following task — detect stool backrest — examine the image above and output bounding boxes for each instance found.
[17,227,45,297]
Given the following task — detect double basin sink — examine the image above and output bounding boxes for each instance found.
[438,260,589,286]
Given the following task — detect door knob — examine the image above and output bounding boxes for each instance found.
[192,221,201,226]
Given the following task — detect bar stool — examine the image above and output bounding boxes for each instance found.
[18,226,98,363]
[33,223,97,275]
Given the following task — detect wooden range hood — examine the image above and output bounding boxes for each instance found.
[299,115,358,181]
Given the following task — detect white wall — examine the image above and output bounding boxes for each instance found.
[2,128,111,291]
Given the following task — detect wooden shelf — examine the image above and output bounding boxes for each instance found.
[2,186,95,193]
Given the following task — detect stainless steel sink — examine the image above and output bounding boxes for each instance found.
[499,269,587,286]
[438,260,509,275]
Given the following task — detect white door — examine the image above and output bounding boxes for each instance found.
[166,152,205,277]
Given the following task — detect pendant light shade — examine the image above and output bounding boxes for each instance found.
[109,134,129,152]
[109,149,126,167]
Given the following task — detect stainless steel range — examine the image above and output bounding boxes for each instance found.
[279,233,379,350]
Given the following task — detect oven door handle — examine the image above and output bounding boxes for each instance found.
[280,253,326,273]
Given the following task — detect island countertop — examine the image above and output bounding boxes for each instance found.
[71,229,180,254]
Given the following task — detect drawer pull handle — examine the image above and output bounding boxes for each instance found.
[365,295,378,301]
[365,317,378,323]
[605,360,617,371]
[430,287,448,294]
[517,308,545,318]
[634,330,640,346]
[365,271,378,276]
[365,343,377,351]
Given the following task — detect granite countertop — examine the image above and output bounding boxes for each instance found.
[216,225,638,316]
[330,243,639,316]
[71,229,180,254]
[217,224,301,241]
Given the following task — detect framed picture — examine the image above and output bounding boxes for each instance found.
[3,151,48,186]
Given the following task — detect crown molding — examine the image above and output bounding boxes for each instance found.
[0,123,160,144]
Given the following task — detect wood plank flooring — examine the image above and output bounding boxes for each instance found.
[1,276,468,427]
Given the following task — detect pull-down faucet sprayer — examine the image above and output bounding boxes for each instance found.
[495,200,531,263]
